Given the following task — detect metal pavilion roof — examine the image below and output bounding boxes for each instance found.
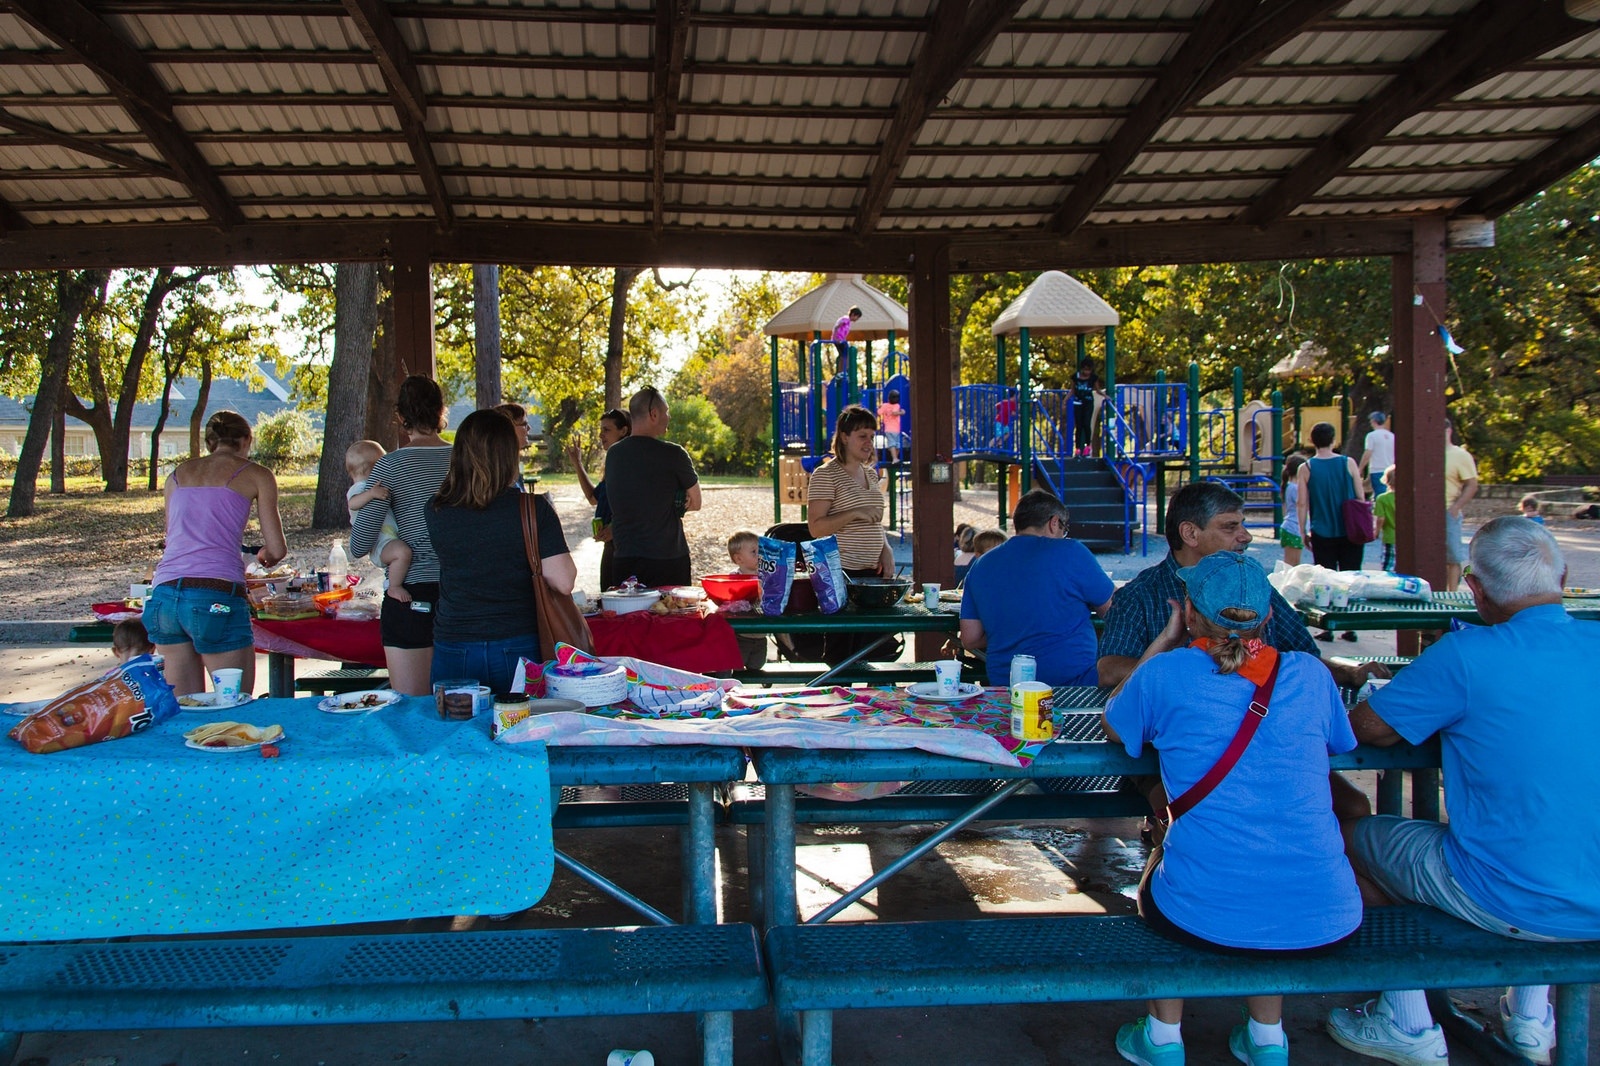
[0,0,1597,272]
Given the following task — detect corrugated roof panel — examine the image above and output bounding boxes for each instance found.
[449,142,647,171]
[1262,26,1442,68]
[1200,72,1392,108]
[0,174,182,203]
[429,65,633,103]
[460,174,632,202]
[231,171,415,200]
[890,184,1058,213]
[1358,139,1547,169]
[1091,204,1238,224]
[1158,112,1347,145]
[1323,170,1486,197]
[684,71,902,109]
[207,141,411,169]
[5,103,142,136]
[435,104,645,140]
[1394,105,1581,139]
[917,114,1119,148]
[116,12,366,52]
[175,103,394,135]
[0,64,108,96]
[900,153,1081,182]
[31,204,207,225]
[160,62,382,97]
[1295,196,1464,218]
[677,113,874,146]
[672,150,871,182]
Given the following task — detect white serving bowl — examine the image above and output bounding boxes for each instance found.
[601,588,662,615]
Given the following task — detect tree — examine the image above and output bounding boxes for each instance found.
[473,264,502,409]
[665,394,737,472]
[7,269,105,517]
[313,263,378,528]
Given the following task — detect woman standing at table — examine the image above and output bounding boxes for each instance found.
[427,410,575,695]
[350,375,452,695]
[567,407,631,591]
[1102,552,1360,1066]
[145,410,287,696]
[808,404,895,662]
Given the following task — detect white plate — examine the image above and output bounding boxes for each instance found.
[175,692,254,711]
[319,689,401,713]
[904,681,984,703]
[1564,587,1600,599]
[185,732,284,752]
[1,698,50,717]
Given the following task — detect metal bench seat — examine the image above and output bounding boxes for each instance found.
[293,666,388,694]
[0,924,767,1065]
[766,906,1600,1065]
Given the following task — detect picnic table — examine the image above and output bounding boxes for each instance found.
[1300,589,1600,631]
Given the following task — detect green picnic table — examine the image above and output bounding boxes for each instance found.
[1301,590,1600,631]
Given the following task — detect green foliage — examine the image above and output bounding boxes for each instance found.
[664,394,738,472]
[251,408,319,472]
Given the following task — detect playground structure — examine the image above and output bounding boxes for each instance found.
[765,271,1352,556]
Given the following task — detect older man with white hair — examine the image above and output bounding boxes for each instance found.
[1327,517,1600,1066]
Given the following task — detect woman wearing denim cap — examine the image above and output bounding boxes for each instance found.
[1102,551,1361,1066]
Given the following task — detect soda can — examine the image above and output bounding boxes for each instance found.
[1008,654,1036,690]
[1010,681,1054,742]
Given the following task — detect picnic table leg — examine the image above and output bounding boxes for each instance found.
[683,781,717,925]
[801,1009,834,1066]
[0,1031,18,1062]
[267,652,295,699]
[764,783,803,1062]
[1555,983,1590,1066]
[698,1009,735,1066]
[1376,769,1404,815]
[806,634,892,686]
[1413,769,1442,821]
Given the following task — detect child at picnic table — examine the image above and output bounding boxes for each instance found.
[345,440,414,602]
[727,530,768,671]
[111,619,155,664]
[1373,465,1398,571]
[1102,551,1361,1066]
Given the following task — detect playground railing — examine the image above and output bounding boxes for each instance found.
[1030,389,1075,458]
[778,382,811,451]
[1100,402,1150,555]
[953,383,1009,456]
[1195,407,1234,468]
[1113,383,1187,459]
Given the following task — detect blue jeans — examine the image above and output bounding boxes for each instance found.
[143,583,252,654]
[1369,472,1386,497]
[431,634,540,696]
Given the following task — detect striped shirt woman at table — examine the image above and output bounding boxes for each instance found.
[350,375,452,695]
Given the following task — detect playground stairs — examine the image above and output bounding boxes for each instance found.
[1032,457,1130,554]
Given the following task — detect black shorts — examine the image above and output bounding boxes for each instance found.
[380,581,440,650]
[1139,876,1353,958]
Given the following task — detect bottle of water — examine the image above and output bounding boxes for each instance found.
[328,538,349,589]
[1009,653,1036,695]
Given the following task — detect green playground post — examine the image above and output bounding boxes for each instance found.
[1232,365,1244,474]
[771,335,781,523]
[1188,361,1201,481]
[811,332,825,459]
[1154,369,1168,532]
[1105,325,1117,455]
[847,340,858,403]
[996,334,1008,529]
[864,339,874,389]
[1272,388,1285,527]
[1019,327,1033,495]
[887,329,896,377]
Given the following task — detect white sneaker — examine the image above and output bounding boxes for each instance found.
[1326,997,1449,1065]
[1498,995,1555,1065]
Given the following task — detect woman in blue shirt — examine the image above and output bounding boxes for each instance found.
[1104,552,1361,1066]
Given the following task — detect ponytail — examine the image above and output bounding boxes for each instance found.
[1187,605,1266,675]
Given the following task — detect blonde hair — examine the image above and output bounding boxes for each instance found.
[728,530,759,557]
[972,528,1007,556]
[204,411,251,453]
[344,439,385,479]
[433,410,514,509]
[1187,603,1266,675]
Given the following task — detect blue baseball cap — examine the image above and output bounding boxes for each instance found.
[1177,551,1272,631]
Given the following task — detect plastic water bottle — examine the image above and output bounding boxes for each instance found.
[328,538,349,589]
[1009,653,1036,698]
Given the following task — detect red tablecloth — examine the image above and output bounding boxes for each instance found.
[252,611,743,674]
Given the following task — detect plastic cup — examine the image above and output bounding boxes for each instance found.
[922,582,940,605]
[1313,584,1332,607]
[1331,589,1351,608]
[211,668,243,699]
[933,659,961,696]
[607,1052,654,1066]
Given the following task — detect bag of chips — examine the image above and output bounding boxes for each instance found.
[803,536,848,615]
[757,536,796,615]
[8,653,180,754]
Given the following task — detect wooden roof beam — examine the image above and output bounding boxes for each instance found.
[341,0,452,227]
[0,106,177,179]
[0,195,29,232]
[649,0,692,235]
[853,0,1025,236]
[1457,110,1600,219]
[5,0,242,227]
[1241,0,1593,227]
[1048,0,1344,236]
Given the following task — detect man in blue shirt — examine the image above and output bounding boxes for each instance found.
[959,490,1114,687]
[1329,516,1600,1066]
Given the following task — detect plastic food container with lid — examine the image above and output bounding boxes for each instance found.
[601,587,662,615]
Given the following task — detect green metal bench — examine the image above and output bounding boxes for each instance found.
[66,621,113,643]
[293,665,390,694]
[0,924,768,1066]
[765,906,1600,1066]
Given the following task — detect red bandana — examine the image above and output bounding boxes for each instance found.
[1190,637,1279,686]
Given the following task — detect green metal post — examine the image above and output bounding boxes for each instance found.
[996,334,1008,530]
[1272,388,1285,527]
[887,330,896,377]
[811,332,825,458]
[1019,327,1033,495]
[1232,365,1244,474]
[771,335,782,524]
[1154,369,1167,532]
[1105,325,1117,456]
[864,339,874,389]
[847,341,858,403]
[1076,333,1086,365]
[1188,361,1201,481]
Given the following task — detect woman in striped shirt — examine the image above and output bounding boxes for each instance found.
[808,404,894,577]
[350,375,452,695]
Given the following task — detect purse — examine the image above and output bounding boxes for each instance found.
[520,493,594,661]
[1136,651,1283,917]
[1342,497,1378,544]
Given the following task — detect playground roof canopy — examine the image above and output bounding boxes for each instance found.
[763,273,910,341]
[0,1,1598,272]
[991,270,1120,336]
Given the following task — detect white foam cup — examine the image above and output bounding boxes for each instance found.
[933,659,961,696]
[922,582,940,604]
[211,668,243,699]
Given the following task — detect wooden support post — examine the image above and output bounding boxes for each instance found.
[1392,216,1449,653]
[909,241,955,660]
[390,230,436,380]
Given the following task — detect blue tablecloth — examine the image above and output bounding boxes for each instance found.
[0,696,552,941]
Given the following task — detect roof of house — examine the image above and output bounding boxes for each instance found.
[0,2,1595,273]
[0,362,303,430]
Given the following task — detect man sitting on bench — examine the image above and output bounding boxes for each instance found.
[1329,516,1600,1066]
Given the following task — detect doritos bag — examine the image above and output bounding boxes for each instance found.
[8,653,179,754]
[802,536,848,615]
[758,536,796,615]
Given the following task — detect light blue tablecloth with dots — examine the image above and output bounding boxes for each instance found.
[0,695,552,941]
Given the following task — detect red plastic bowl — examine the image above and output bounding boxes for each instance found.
[701,574,761,606]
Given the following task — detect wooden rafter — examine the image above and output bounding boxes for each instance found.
[853,0,1025,236]
[5,0,241,227]
[0,195,28,231]
[0,106,176,179]
[341,0,452,227]
[1457,110,1600,219]
[1241,0,1592,227]
[649,0,692,235]
[1047,0,1343,236]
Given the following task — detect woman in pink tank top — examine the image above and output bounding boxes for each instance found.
[144,411,287,696]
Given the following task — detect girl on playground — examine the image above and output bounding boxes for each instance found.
[1278,453,1306,566]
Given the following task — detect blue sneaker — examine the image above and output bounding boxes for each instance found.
[1116,1017,1185,1066]
[1230,1023,1289,1065]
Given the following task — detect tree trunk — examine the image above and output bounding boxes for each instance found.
[103,268,177,492]
[50,406,64,494]
[473,264,502,409]
[149,338,178,492]
[314,262,380,529]
[365,263,399,448]
[605,267,642,412]
[188,362,212,458]
[8,268,104,518]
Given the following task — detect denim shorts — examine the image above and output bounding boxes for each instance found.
[1445,512,1469,564]
[142,582,253,654]
[1349,816,1577,942]
[431,633,540,696]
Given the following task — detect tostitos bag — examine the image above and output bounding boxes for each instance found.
[9,653,179,754]
[802,536,848,614]
[758,536,796,615]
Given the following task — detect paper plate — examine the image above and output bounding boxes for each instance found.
[185,733,284,752]
[1564,587,1600,599]
[904,681,984,703]
[319,689,402,713]
[175,692,254,711]
[1,698,50,717]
